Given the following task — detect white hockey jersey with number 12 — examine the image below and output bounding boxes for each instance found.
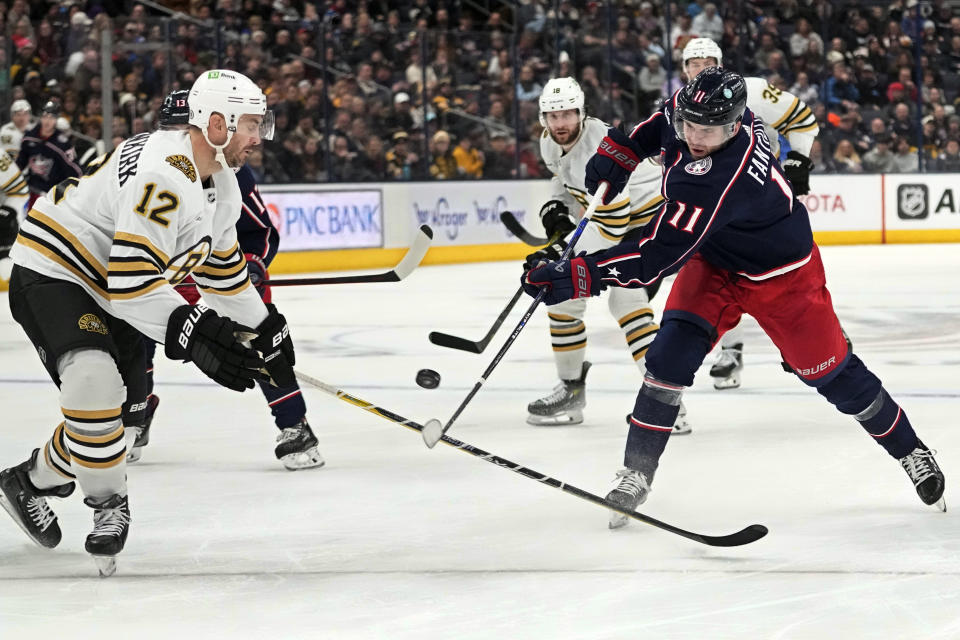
[10,129,268,343]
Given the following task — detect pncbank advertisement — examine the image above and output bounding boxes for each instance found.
[258,188,384,250]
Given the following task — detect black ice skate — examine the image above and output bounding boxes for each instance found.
[605,468,651,530]
[710,343,743,390]
[84,493,130,577]
[275,418,325,470]
[0,449,75,549]
[126,394,159,463]
[527,361,591,425]
[899,440,946,512]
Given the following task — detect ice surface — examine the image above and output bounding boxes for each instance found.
[1,243,959,638]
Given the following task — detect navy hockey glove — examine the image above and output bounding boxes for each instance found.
[585,127,642,205]
[783,151,813,196]
[523,239,567,271]
[250,303,296,388]
[244,252,268,297]
[165,304,265,392]
[539,200,576,239]
[521,255,604,305]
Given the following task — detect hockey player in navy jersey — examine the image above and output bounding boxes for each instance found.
[16,101,81,211]
[522,68,945,527]
[128,90,323,471]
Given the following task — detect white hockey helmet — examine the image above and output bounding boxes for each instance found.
[682,37,723,67]
[188,69,274,168]
[538,77,586,127]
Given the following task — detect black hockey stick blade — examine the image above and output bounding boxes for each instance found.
[500,211,550,246]
[428,286,525,353]
[258,225,433,286]
[294,369,768,547]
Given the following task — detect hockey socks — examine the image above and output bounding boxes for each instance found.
[855,389,919,460]
[624,375,683,477]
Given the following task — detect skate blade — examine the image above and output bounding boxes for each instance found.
[526,411,584,426]
[92,554,117,578]
[712,375,741,390]
[935,497,947,513]
[280,447,325,471]
[671,423,693,436]
[608,512,629,529]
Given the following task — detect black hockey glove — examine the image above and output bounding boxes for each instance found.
[539,200,576,239]
[0,205,18,259]
[523,239,567,271]
[522,254,604,305]
[165,304,265,392]
[250,303,296,388]
[585,127,642,205]
[783,151,813,196]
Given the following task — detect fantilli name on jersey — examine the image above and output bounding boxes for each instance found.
[10,130,267,342]
[744,77,818,158]
[540,117,664,248]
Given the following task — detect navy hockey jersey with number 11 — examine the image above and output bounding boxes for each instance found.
[594,96,814,288]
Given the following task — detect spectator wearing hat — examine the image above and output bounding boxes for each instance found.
[385,92,416,136]
[1,100,34,158]
[16,101,81,210]
[386,131,420,180]
[862,135,898,172]
[854,63,884,108]
[428,130,458,179]
[452,132,483,178]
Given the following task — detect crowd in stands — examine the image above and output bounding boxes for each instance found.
[5,0,960,182]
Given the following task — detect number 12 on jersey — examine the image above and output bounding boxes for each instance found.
[134,183,179,227]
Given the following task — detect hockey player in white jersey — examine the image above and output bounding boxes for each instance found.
[526,77,689,434]
[0,69,293,576]
[0,99,33,158]
[681,37,819,389]
[0,144,30,291]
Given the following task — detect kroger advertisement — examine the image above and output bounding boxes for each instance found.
[257,188,384,251]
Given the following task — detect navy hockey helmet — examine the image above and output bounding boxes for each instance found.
[159,89,190,128]
[673,67,746,142]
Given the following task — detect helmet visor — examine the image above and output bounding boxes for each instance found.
[259,110,275,141]
[674,111,735,146]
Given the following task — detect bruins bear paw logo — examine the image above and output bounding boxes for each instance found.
[78,313,108,335]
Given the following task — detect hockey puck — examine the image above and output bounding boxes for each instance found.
[416,368,441,389]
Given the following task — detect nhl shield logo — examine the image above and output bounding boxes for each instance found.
[684,157,712,175]
[897,184,928,219]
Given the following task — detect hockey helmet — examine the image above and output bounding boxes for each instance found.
[682,37,723,67]
[538,77,585,127]
[673,67,746,142]
[159,89,190,127]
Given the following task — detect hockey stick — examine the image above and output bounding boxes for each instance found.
[428,285,525,353]
[420,184,608,449]
[294,368,768,547]
[427,230,564,353]
[175,225,434,289]
[500,210,549,246]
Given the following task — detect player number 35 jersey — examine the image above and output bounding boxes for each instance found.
[10,130,267,342]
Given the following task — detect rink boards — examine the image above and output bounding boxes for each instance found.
[264,174,960,274]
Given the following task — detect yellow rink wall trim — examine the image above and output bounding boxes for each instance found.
[269,232,959,274]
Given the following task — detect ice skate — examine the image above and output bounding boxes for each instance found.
[899,440,946,512]
[84,493,130,577]
[605,468,651,529]
[275,418,325,470]
[710,343,743,390]
[0,449,75,549]
[126,394,159,463]
[672,401,692,435]
[527,361,591,426]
